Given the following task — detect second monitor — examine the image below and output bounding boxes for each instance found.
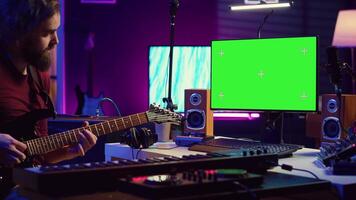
[211,36,318,112]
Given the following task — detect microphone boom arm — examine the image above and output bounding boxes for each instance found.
[163,0,179,111]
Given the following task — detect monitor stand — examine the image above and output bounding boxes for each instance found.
[261,111,285,144]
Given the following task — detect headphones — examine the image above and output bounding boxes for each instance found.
[119,127,158,149]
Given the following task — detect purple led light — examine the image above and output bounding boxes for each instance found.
[213,112,260,120]
[250,113,261,118]
[81,0,116,4]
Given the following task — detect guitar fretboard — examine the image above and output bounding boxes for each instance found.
[25,112,148,156]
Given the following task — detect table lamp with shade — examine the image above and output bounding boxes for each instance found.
[332,10,356,93]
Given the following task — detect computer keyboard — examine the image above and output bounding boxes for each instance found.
[189,138,303,158]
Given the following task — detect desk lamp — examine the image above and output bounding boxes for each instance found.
[332,10,356,93]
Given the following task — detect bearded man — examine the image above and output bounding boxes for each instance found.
[0,1,97,197]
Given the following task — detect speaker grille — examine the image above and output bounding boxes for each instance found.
[322,117,341,140]
[186,109,206,130]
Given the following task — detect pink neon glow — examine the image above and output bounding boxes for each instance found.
[250,113,260,118]
[182,112,260,120]
[81,0,116,4]
[62,0,66,114]
[214,112,260,119]
[214,113,250,118]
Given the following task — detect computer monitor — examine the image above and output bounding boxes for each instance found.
[149,46,211,113]
[211,36,318,112]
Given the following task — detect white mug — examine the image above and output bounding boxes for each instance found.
[155,122,171,142]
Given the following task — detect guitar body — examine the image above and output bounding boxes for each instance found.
[75,85,104,116]
[75,32,104,116]
[0,110,51,198]
[82,93,104,116]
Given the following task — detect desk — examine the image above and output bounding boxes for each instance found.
[4,144,336,200]
[105,142,204,161]
[270,148,356,200]
[105,142,356,200]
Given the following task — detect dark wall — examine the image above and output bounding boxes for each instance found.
[217,0,354,94]
[65,0,356,146]
[65,0,217,115]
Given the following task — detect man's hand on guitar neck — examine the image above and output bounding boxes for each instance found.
[0,133,27,166]
[44,121,97,163]
[68,121,98,157]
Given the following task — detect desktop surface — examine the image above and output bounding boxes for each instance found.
[15,143,334,199]
[105,142,356,200]
[10,172,333,200]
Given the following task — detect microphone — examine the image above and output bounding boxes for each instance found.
[170,0,179,17]
[171,0,179,7]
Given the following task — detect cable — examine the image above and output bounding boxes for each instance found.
[257,9,274,38]
[131,147,135,160]
[233,181,258,200]
[278,164,320,179]
[264,112,283,135]
[96,97,122,117]
[136,148,142,159]
[340,62,356,81]
[280,112,285,144]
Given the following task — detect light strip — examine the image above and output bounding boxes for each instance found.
[80,0,116,4]
[181,112,261,119]
[58,0,66,113]
[213,112,260,119]
[230,3,290,11]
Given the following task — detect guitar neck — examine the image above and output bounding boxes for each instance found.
[25,112,149,156]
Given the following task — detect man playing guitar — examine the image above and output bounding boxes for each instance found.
[0,0,97,197]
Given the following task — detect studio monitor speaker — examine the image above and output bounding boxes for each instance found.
[305,111,322,144]
[321,94,356,142]
[184,89,214,136]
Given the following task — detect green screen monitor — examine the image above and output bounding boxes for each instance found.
[211,36,318,112]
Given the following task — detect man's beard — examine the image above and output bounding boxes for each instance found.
[31,50,51,72]
[22,40,52,72]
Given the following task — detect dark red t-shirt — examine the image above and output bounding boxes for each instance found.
[0,59,50,139]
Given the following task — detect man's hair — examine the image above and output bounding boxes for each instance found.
[0,0,60,47]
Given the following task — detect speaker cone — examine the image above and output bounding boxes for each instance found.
[322,117,341,140]
[186,109,206,130]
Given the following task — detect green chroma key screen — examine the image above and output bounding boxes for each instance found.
[211,36,317,111]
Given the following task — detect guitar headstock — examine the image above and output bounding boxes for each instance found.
[147,104,182,125]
